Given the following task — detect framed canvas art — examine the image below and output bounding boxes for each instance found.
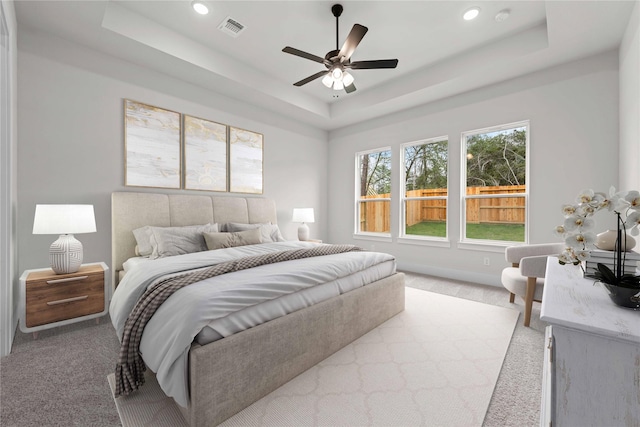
[184,115,227,192]
[229,127,263,194]
[124,99,181,189]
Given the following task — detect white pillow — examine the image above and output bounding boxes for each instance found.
[225,222,285,243]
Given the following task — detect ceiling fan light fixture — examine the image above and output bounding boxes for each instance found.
[282,4,398,94]
[463,7,480,21]
[322,74,333,88]
[191,1,209,15]
[342,72,354,86]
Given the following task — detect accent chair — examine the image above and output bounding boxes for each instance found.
[501,243,565,327]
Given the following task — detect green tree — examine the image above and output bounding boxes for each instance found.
[404,141,448,191]
[466,128,526,187]
[360,150,391,196]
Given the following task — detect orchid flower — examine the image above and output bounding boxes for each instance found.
[553,225,566,237]
[564,231,596,249]
[574,250,591,261]
[556,186,640,285]
[576,189,596,205]
[625,211,640,236]
[563,215,594,232]
[562,205,577,217]
[625,191,640,210]
[577,204,596,216]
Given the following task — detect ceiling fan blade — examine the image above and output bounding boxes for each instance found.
[338,24,368,61]
[293,71,329,87]
[348,59,399,69]
[344,83,357,94]
[283,47,328,65]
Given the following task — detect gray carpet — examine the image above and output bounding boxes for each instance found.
[0,272,544,426]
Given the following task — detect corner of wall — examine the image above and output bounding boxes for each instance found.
[1,0,18,357]
[619,1,640,190]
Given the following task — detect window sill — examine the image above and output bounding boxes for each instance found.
[353,233,393,243]
[397,236,451,248]
[458,240,524,253]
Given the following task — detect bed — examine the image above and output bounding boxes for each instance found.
[110,191,405,426]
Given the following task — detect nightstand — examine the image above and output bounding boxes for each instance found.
[19,262,109,338]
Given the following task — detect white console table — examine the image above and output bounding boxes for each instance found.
[540,258,640,427]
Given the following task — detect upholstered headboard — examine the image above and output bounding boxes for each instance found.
[111,192,278,287]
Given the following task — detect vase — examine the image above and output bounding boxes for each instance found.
[595,229,636,251]
[603,284,640,310]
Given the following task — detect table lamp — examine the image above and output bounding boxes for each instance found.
[32,204,97,274]
[292,208,314,241]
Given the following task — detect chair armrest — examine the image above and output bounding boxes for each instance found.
[504,243,565,263]
[520,255,551,278]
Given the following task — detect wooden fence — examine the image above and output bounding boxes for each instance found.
[359,185,525,232]
[465,185,525,225]
[358,194,390,233]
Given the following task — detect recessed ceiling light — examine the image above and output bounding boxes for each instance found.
[463,7,480,21]
[191,1,209,15]
[495,9,510,22]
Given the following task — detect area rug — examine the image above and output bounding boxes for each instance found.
[108,287,519,426]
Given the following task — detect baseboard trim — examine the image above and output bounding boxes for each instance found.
[397,261,502,288]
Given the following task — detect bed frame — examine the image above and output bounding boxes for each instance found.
[111,191,405,426]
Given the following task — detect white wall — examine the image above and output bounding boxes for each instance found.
[328,51,619,286]
[619,1,640,190]
[0,0,18,357]
[16,29,328,278]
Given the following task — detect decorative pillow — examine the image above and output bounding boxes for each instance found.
[134,223,218,259]
[203,228,262,250]
[225,222,285,243]
[132,227,154,257]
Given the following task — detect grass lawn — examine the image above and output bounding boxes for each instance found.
[406,221,525,242]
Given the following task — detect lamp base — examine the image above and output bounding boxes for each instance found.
[298,223,310,241]
[50,234,83,274]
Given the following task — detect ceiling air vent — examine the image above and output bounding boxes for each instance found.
[218,17,245,38]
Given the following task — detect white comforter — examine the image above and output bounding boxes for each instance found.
[109,241,396,407]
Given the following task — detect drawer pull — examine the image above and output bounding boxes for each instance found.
[46,295,88,306]
[46,276,88,284]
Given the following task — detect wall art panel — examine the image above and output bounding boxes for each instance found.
[184,115,227,192]
[124,99,181,189]
[229,127,263,194]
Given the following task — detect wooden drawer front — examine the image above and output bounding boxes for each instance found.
[25,272,104,327]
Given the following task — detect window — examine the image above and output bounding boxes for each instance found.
[355,148,392,236]
[461,121,529,244]
[401,137,448,240]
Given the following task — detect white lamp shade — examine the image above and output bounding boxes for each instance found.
[342,72,354,86]
[292,208,315,223]
[322,74,333,88]
[33,204,97,235]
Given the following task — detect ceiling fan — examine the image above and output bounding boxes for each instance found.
[282,4,398,94]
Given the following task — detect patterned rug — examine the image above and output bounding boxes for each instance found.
[108,287,519,426]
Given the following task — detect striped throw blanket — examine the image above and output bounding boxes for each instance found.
[114,244,362,398]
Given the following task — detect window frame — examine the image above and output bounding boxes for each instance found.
[459,120,530,249]
[354,146,392,240]
[398,136,450,247]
